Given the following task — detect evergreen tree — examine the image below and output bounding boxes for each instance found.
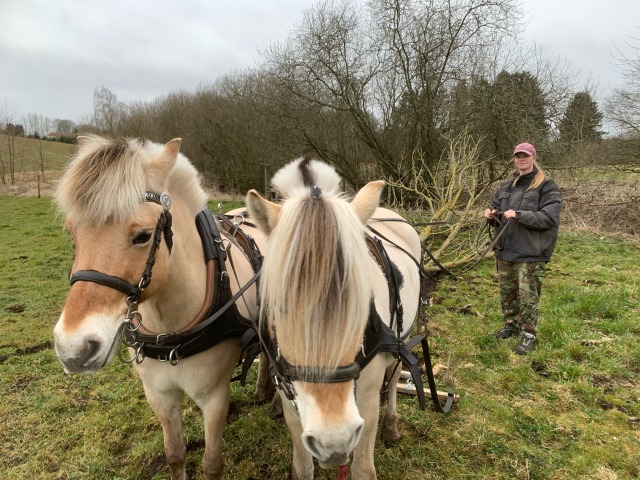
[559,91,604,143]
[489,71,549,158]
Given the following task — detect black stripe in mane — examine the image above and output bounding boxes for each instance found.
[298,157,314,187]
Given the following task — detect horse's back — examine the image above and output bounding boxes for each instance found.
[368,207,421,338]
[368,207,421,258]
[225,206,268,251]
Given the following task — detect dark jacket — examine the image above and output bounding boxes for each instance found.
[491,168,562,262]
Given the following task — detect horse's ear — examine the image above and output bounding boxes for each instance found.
[351,180,385,224]
[164,138,182,157]
[147,138,182,189]
[246,189,281,235]
[76,135,91,149]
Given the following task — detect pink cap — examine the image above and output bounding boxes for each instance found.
[513,143,536,156]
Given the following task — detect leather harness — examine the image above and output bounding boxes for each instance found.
[123,209,263,365]
[70,199,452,411]
[257,224,454,412]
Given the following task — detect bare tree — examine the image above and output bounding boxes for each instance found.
[93,86,124,133]
[606,37,640,136]
[24,113,54,181]
[263,0,522,190]
[386,129,495,270]
[0,101,20,185]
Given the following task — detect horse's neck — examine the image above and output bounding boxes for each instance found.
[140,204,207,333]
[138,209,263,332]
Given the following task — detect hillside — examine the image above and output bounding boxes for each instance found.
[0,136,76,196]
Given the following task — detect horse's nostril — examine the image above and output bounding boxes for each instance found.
[84,340,100,364]
[303,434,322,459]
[353,423,363,443]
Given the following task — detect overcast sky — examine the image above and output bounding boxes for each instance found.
[1,0,639,126]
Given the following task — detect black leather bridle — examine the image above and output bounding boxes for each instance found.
[68,191,174,313]
[258,319,363,403]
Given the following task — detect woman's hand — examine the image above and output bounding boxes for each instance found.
[484,208,497,219]
[503,209,517,219]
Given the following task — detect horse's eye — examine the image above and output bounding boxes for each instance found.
[133,231,153,245]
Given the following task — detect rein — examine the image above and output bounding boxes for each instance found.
[369,213,511,278]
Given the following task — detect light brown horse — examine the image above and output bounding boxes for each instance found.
[247,158,422,479]
[53,135,269,480]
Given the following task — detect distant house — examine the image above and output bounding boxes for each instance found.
[46,132,78,144]
[46,132,68,139]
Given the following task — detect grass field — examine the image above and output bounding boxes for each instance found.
[0,195,638,479]
[0,136,76,196]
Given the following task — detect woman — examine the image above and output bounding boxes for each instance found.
[484,143,562,354]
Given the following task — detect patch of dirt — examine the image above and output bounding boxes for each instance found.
[530,361,550,377]
[0,170,63,198]
[0,341,53,363]
[5,304,25,313]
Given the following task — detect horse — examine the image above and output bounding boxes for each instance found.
[52,135,270,480]
[246,157,422,480]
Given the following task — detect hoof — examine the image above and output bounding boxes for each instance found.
[267,393,284,418]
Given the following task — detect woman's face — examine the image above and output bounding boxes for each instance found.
[513,152,536,174]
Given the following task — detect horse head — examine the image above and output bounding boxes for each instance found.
[53,135,207,374]
[247,157,385,467]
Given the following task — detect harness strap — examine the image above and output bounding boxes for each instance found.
[364,228,455,413]
[216,213,264,275]
[130,208,262,364]
[232,329,262,384]
[70,270,140,297]
[420,324,456,413]
[367,224,454,279]
[133,270,260,346]
[366,235,403,336]
[355,299,429,409]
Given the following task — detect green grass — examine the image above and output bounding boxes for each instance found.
[1,197,639,479]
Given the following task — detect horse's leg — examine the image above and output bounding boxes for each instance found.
[197,391,230,480]
[143,386,187,480]
[382,361,402,443]
[189,342,241,480]
[267,389,284,417]
[351,355,387,480]
[254,354,276,403]
[281,394,314,480]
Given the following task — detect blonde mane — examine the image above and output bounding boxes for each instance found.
[260,159,373,375]
[54,135,207,226]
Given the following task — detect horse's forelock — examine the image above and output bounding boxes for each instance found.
[55,136,146,226]
[55,136,206,226]
[260,191,372,375]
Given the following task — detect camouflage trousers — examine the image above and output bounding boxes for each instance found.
[497,259,545,335]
